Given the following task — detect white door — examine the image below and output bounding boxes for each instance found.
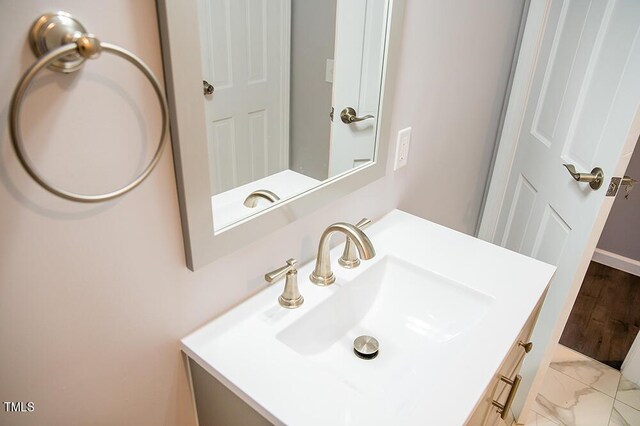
[328,0,387,177]
[480,0,640,421]
[197,0,291,195]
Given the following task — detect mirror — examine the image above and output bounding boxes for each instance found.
[199,0,388,230]
[158,0,405,269]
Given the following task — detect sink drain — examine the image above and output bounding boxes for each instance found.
[353,335,379,359]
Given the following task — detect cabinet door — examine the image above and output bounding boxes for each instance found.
[466,293,545,426]
[484,296,546,425]
[466,331,529,425]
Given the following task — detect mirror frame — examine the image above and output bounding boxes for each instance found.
[157,0,405,270]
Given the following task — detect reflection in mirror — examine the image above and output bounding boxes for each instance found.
[196,0,389,231]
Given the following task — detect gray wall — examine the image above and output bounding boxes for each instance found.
[0,1,523,424]
[394,1,526,232]
[597,142,640,261]
[289,0,336,181]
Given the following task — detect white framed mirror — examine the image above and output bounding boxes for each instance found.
[157,0,405,270]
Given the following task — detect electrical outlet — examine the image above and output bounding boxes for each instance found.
[394,127,411,170]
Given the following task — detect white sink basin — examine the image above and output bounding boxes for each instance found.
[182,210,555,425]
[279,255,493,354]
[276,256,495,412]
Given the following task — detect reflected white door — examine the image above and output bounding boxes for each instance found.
[481,0,640,420]
[329,0,387,177]
[198,0,291,194]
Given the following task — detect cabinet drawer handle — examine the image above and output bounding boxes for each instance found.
[491,374,522,420]
[519,341,533,353]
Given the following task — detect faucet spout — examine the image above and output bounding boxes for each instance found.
[309,222,375,286]
[243,189,280,208]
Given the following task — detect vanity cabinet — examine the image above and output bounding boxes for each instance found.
[465,292,546,426]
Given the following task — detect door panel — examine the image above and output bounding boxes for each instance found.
[198,0,290,194]
[566,1,639,167]
[501,175,537,252]
[484,0,640,421]
[207,118,237,192]
[329,0,387,177]
[530,205,571,265]
[533,0,606,152]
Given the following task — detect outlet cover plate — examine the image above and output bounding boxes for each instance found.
[394,127,411,170]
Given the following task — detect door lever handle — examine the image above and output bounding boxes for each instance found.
[563,164,604,190]
[340,107,375,124]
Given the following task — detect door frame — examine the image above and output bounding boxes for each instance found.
[478,0,640,421]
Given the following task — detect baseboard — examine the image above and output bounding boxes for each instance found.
[592,248,640,278]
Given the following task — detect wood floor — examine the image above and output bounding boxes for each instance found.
[560,261,640,370]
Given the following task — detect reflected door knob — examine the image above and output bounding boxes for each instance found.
[340,107,375,124]
[203,80,214,95]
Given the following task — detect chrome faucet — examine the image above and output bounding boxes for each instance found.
[243,189,280,208]
[309,222,376,286]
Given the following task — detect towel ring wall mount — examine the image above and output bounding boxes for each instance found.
[10,12,168,203]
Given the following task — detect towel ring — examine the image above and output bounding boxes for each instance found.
[9,12,168,203]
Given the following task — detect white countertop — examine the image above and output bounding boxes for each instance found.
[182,209,555,425]
[212,169,321,230]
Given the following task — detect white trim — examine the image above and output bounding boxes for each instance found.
[280,0,291,169]
[592,248,640,277]
[478,0,553,243]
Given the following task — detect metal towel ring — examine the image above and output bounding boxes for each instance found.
[9,12,168,203]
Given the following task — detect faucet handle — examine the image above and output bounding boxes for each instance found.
[265,258,297,282]
[339,218,372,268]
[265,259,304,309]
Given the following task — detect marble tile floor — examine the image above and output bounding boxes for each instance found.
[521,344,640,426]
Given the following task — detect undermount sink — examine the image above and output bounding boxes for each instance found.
[276,255,495,411]
[278,255,493,354]
[181,210,555,425]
